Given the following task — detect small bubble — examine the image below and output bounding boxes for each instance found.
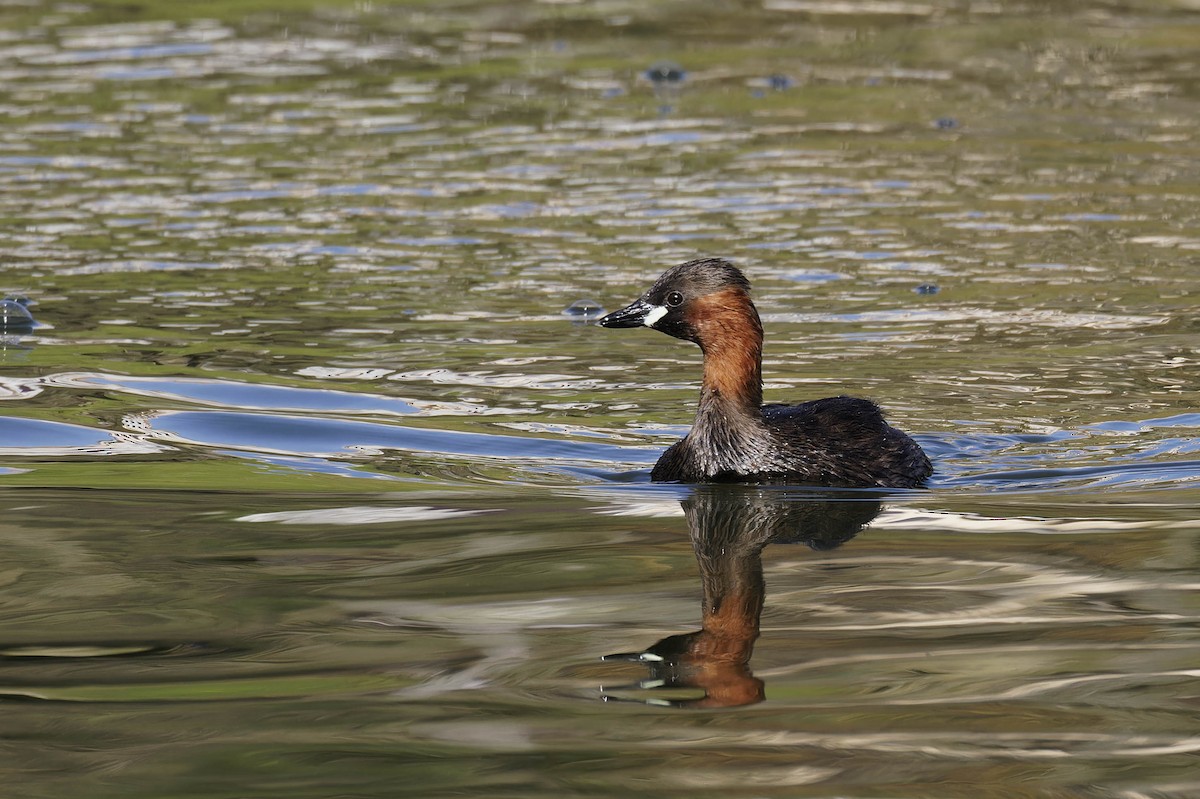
[645,61,686,85]
[914,283,939,295]
[563,298,605,320]
[645,61,685,114]
[768,74,793,91]
[0,298,36,333]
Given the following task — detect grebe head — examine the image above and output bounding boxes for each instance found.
[598,258,756,345]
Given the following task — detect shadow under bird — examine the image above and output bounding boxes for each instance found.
[599,258,932,488]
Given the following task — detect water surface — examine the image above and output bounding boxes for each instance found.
[1,0,1198,796]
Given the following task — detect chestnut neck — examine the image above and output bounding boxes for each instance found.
[692,290,764,416]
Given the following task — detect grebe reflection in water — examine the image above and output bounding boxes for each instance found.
[602,486,882,708]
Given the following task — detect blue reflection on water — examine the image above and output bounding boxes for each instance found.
[61,374,421,415]
[152,410,655,465]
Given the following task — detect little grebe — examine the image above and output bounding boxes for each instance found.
[599,258,932,488]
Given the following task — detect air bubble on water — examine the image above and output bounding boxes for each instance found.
[645,61,686,114]
[0,298,36,333]
[563,299,605,320]
[750,74,792,98]
[645,62,686,85]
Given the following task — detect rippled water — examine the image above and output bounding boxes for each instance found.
[2,1,1198,797]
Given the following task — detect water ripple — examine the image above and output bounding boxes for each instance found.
[133,410,651,468]
[0,416,169,456]
[42,372,523,417]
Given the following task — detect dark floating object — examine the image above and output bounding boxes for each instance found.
[767,74,793,91]
[562,298,606,319]
[646,61,687,114]
[752,74,793,98]
[645,61,687,85]
[0,297,35,334]
[914,283,939,295]
[934,117,958,129]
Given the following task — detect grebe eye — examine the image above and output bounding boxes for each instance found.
[666,291,684,307]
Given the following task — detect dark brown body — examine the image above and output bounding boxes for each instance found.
[600,258,932,489]
[653,395,931,488]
